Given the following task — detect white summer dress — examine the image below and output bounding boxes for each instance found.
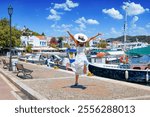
[73,46,89,75]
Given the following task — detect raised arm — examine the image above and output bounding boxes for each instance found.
[87,33,102,42]
[67,31,77,44]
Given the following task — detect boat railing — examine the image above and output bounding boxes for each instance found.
[92,63,119,69]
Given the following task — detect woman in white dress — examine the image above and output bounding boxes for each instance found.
[67,31,101,86]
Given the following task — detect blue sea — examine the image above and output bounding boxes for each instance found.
[131,55,150,64]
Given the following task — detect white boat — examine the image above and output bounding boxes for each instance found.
[116,41,149,51]
[107,50,125,56]
[32,47,67,57]
[19,53,46,64]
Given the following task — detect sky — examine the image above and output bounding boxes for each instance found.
[0,0,150,38]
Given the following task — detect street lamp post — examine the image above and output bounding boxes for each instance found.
[8,5,13,71]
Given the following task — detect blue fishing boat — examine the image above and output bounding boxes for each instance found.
[88,63,150,83]
[88,6,150,83]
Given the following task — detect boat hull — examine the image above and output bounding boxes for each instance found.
[88,64,150,83]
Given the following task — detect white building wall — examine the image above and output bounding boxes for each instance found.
[33,37,40,46]
[21,36,47,47]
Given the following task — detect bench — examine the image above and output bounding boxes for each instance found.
[15,63,33,78]
[2,59,9,69]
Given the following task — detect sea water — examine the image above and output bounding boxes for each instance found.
[131,55,150,64]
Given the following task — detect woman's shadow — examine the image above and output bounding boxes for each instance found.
[62,84,87,90]
[70,84,87,90]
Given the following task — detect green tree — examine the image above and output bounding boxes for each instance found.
[50,43,58,49]
[26,45,32,53]
[64,43,70,48]
[58,37,63,48]
[22,26,41,36]
[0,18,21,48]
[97,40,107,48]
[32,31,41,36]
[41,32,45,36]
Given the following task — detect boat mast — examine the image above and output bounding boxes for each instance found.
[123,0,130,51]
[123,6,128,51]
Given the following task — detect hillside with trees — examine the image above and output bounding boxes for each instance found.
[107,35,150,44]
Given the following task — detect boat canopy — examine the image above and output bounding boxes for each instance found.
[66,48,76,53]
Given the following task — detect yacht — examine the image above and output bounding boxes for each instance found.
[116,41,148,51]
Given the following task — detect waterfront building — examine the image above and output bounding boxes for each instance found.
[21,36,47,47]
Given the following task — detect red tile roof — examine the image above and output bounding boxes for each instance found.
[36,36,45,40]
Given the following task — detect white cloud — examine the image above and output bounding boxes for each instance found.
[47,9,61,21]
[122,2,149,16]
[54,0,79,11]
[54,3,70,11]
[110,27,121,36]
[61,24,73,29]
[146,23,150,28]
[47,0,79,21]
[51,24,72,32]
[50,9,57,15]
[104,27,122,38]
[75,17,86,24]
[131,16,139,28]
[145,8,150,12]
[75,17,86,31]
[132,16,139,22]
[66,0,79,8]
[87,19,99,24]
[129,27,148,35]
[75,17,99,30]
[111,27,118,34]
[102,8,123,19]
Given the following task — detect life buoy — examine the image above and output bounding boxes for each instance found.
[96,52,105,58]
[120,55,128,64]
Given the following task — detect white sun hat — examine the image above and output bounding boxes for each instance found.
[74,33,88,43]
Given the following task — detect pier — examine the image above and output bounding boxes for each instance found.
[1,58,150,100]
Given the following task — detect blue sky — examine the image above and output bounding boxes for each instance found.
[0,0,150,38]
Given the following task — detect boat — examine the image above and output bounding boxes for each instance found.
[88,6,150,83]
[46,48,77,70]
[115,41,149,51]
[19,53,46,64]
[88,47,125,64]
[88,63,150,83]
[47,54,64,68]
[32,47,67,57]
[126,45,150,56]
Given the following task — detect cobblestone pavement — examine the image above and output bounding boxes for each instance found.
[22,76,150,100]
[1,57,150,100]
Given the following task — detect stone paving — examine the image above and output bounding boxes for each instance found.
[1,57,150,100]
[22,77,150,100]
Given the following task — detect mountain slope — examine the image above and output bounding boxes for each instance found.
[107,35,150,44]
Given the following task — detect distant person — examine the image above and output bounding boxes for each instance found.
[67,31,101,86]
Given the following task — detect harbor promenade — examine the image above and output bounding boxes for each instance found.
[0,74,16,100]
[1,58,150,100]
